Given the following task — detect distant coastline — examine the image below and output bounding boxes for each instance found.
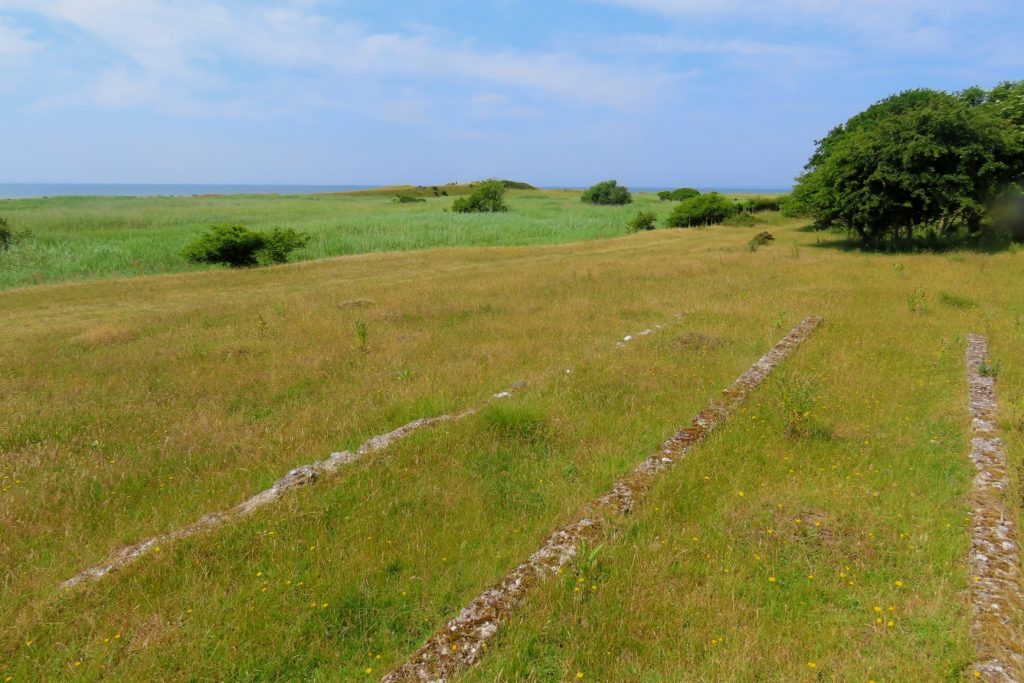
[0,183,791,200]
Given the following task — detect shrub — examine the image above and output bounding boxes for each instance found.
[665,192,738,227]
[627,211,657,232]
[183,224,310,267]
[394,195,426,203]
[737,196,782,213]
[0,217,10,251]
[669,187,701,201]
[451,180,508,213]
[260,227,310,264]
[581,180,632,205]
[658,188,701,201]
[724,213,760,227]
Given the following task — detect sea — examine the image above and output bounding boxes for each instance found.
[0,184,375,200]
[0,183,791,200]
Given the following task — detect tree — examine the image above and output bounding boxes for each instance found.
[581,180,632,205]
[451,180,508,213]
[183,224,310,267]
[972,81,1024,131]
[665,192,738,227]
[792,88,1024,247]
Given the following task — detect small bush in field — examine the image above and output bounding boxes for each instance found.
[666,192,738,227]
[183,224,310,267]
[627,211,657,232]
[748,231,775,251]
[261,228,310,264]
[451,180,508,213]
[669,187,701,201]
[394,195,427,203]
[581,180,632,205]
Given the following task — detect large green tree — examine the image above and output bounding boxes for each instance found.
[792,88,1023,246]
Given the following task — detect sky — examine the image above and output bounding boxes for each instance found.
[0,0,1021,188]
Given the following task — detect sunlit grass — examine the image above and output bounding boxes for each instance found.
[0,190,669,289]
[0,216,1021,680]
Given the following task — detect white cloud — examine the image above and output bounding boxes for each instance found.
[0,0,670,112]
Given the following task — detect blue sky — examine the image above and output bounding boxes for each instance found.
[0,0,1021,188]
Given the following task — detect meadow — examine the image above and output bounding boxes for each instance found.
[0,188,672,289]
[1,198,1022,681]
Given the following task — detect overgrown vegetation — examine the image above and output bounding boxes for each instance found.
[183,224,310,267]
[0,189,666,288]
[791,84,1024,248]
[451,180,509,213]
[581,180,633,205]
[0,216,30,252]
[393,195,427,204]
[666,192,738,227]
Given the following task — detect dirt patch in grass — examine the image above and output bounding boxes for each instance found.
[74,324,135,345]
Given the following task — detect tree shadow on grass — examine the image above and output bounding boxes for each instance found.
[808,229,1019,255]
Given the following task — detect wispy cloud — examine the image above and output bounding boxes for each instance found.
[588,0,999,51]
[0,0,670,113]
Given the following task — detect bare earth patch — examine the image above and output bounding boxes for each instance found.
[382,316,822,683]
[966,335,1024,682]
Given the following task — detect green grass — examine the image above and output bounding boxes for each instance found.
[0,212,1021,680]
[0,189,671,289]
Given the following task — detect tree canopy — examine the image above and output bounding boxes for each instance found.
[791,87,1024,247]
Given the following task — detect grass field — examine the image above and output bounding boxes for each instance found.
[0,189,674,289]
[1,208,1022,680]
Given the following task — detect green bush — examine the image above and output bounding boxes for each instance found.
[669,187,701,201]
[725,213,760,227]
[451,180,508,213]
[261,227,311,264]
[737,196,782,212]
[0,217,10,251]
[393,195,427,204]
[183,224,310,267]
[666,193,738,227]
[627,211,657,232]
[748,231,775,251]
[658,188,701,201]
[581,180,632,205]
